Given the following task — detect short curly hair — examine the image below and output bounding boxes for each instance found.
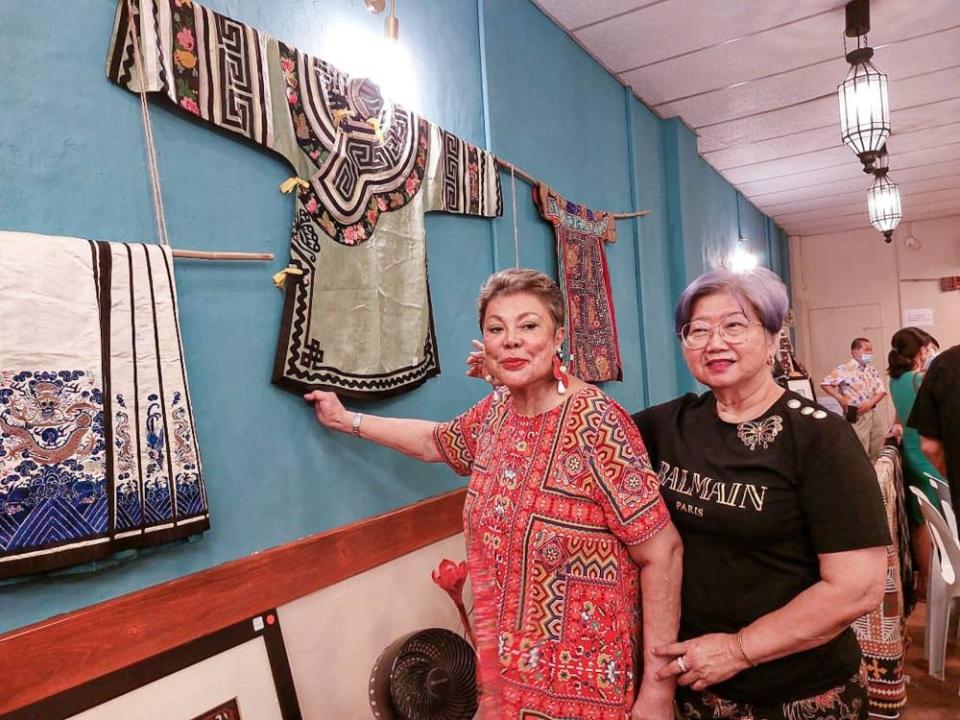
[476,268,565,330]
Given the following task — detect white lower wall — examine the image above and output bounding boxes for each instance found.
[278,534,467,720]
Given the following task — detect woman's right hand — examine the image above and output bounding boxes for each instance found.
[466,339,502,387]
[304,390,349,432]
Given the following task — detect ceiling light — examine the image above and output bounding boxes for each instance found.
[731,192,758,273]
[837,0,890,173]
[867,163,902,243]
[731,238,758,273]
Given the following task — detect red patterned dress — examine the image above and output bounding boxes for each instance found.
[434,386,668,719]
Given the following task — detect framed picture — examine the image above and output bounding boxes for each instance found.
[18,612,301,720]
[786,377,817,402]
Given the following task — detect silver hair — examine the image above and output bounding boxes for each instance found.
[674,267,789,336]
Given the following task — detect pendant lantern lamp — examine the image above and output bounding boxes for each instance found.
[837,0,890,173]
[867,166,902,243]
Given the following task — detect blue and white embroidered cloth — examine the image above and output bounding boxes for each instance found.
[0,231,208,577]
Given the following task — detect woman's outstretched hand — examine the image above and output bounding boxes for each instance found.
[304,390,349,433]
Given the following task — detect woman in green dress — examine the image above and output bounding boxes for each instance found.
[888,327,946,598]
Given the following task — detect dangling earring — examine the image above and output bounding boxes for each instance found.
[552,350,569,395]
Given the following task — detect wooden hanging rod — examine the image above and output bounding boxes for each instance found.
[494,158,651,219]
[171,249,274,261]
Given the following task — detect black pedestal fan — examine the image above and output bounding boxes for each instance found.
[369,628,478,720]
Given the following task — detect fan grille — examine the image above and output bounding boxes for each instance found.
[370,628,477,720]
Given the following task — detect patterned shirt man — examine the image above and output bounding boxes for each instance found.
[822,359,885,407]
[821,338,887,457]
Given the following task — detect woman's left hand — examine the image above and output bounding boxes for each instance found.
[652,633,749,691]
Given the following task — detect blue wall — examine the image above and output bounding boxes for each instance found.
[0,0,789,632]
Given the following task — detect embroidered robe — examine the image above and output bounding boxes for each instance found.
[106,0,502,398]
[0,231,207,578]
[534,185,623,383]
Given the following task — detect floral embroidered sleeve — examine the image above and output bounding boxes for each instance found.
[433,392,497,477]
[587,397,669,546]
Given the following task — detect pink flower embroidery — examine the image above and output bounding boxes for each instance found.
[280,57,294,73]
[404,176,418,195]
[343,226,358,244]
[305,198,318,214]
[366,208,378,223]
[377,196,388,211]
[179,97,200,115]
[176,27,195,51]
[287,91,299,106]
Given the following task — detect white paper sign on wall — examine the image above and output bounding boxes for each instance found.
[904,307,935,327]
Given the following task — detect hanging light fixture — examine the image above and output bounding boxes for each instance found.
[867,150,902,243]
[837,0,890,173]
[731,192,758,273]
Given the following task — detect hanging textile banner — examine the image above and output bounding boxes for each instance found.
[106,0,502,399]
[0,231,208,578]
[534,185,623,383]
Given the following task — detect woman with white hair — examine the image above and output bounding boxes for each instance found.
[633,267,890,719]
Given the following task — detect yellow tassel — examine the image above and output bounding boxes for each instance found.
[332,108,354,127]
[272,265,305,290]
[279,177,310,194]
[367,118,385,143]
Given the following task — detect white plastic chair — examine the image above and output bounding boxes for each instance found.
[924,471,958,541]
[910,486,960,685]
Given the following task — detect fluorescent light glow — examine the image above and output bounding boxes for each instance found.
[730,239,758,274]
[320,21,418,109]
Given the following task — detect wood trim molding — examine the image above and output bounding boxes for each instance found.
[0,487,466,715]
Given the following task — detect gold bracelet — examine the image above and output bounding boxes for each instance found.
[737,629,756,667]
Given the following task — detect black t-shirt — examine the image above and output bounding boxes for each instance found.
[632,390,890,703]
[907,344,960,523]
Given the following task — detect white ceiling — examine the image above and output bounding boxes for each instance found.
[533,0,960,237]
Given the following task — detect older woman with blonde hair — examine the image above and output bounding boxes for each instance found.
[632,267,890,719]
[306,268,683,720]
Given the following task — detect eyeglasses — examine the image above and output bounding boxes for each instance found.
[679,313,763,350]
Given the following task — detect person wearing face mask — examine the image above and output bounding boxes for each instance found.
[908,340,960,532]
[820,338,887,457]
[915,329,940,370]
[887,327,946,599]
[305,269,683,720]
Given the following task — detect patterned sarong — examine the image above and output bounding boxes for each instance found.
[853,446,907,718]
[106,0,502,398]
[0,231,208,578]
[534,185,622,383]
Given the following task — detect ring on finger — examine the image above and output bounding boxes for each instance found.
[676,655,688,673]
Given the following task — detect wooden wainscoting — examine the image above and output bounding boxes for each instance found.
[0,487,466,715]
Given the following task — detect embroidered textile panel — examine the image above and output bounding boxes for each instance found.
[107,0,502,399]
[853,447,906,717]
[0,231,208,578]
[534,185,623,384]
